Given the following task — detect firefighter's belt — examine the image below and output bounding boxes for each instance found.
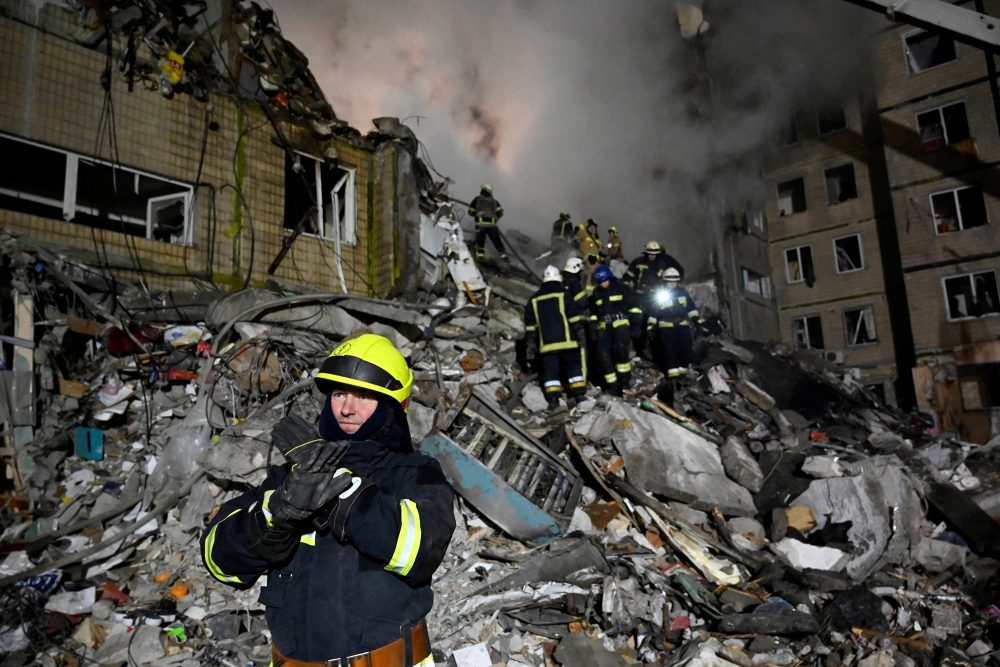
[475,217,496,224]
[271,620,430,667]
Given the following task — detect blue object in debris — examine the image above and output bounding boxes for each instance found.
[74,427,104,460]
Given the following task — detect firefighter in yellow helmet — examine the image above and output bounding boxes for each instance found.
[201,333,455,666]
[606,226,623,261]
[468,183,506,260]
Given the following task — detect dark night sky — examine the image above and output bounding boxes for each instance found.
[269,0,880,270]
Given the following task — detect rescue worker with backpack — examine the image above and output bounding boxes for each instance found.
[468,183,506,260]
[624,240,685,356]
[524,265,588,409]
[200,333,455,667]
[589,264,634,395]
[646,267,700,403]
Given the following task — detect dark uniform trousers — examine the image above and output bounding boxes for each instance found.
[541,348,586,400]
[595,317,632,392]
[475,221,505,258]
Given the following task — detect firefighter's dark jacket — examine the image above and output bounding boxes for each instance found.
[468,194,503,223]
[624,253,686,292]
[525,280,584,353]
[200,412,455,661]
[590,278,631,324]
[647,285,699,326]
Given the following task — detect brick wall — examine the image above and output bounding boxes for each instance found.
[0,11,394,297]
[905,257,1000,353]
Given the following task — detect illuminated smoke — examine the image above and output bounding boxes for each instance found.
[269,0,878,272]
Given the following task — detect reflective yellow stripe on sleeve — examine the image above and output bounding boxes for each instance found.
[385,499,421,577]
[204,509,245,584]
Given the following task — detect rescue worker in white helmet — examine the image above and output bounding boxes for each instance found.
[589,264,634,395]
[561,256,591,385]
[624,240,685,357]
[468,183,506,260]
[524,265,588,408]
[646,267,700,404]
[201,333,455,666]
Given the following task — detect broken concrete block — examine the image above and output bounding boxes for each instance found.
[577,402,754,516]
[800,455,846,478]
[726,516,765,552]
[720,437,764,493]
[913,537,967,573]
[448,642,493,666]
[407,401,437,442]
[734,378,775,411]
[774,538,848,572]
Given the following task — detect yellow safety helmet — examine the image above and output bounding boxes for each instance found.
[644,240,663,254]
[609,226,618,234]
[481,183,493,194]
[315,334,413,412]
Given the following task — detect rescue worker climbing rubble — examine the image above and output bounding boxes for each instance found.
[550,210,575,250]
[624,240,685,357]
[468,183,506,260]
[646,267,700,404]
[524,265,587,409]
[589,264,634,395]
[200,333,455,667]
[576,219,602,279]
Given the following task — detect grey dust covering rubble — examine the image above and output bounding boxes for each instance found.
[1,231,999,667]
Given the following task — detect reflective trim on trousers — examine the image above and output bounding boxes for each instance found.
[667,367,689,377]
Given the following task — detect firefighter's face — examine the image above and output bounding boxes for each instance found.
[329,388,379,434]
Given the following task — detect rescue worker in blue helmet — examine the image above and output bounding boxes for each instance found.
[200,333,455,667]
[589,264,634,395]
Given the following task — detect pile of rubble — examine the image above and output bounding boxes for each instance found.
[1,232,999,667]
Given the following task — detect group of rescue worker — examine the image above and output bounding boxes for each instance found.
[528,213,701,408]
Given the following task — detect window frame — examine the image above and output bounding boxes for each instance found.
[916,100,970,151]
[784,244,814,284]
[741,266,772,299]
[833,233,865,274]
[842,305,878,347]
[0,132,194,245]
[777,177,807,216]
[816,107,847,135]
[286,151,358,247]
[942,270,1000,321]
[824,163,859,206]
[903,29,958,74]
[792,314,824,351]
[930,185,988,235]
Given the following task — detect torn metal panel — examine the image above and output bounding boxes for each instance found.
[419,211,487,295]
[417,389,582,544]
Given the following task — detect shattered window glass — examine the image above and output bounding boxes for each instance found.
[944,270,1000,320]
[777,177,806,216]
[824,164,858,205]
[843,306,877,346]
[931,185,988,234]
[284,153,357,244]
[904,30,957,73]
[958,363,1000,409]
[792,315,824,350]
[834,234,864,273]
[917,102,971,151]
[0,133,192,243]
[784,245,814,285]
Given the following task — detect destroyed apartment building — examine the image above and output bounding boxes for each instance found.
[2,1,1000,667]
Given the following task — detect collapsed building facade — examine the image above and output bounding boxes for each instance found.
[0,2,999,667]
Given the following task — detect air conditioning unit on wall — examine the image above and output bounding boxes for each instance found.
[824,350,845,364]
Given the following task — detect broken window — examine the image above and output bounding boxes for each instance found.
[817,107,847,135]
[792,315,824,350]
[917,102,971,151]
[777,177,806,216]
[958,363,1000,409]
[750,211,766,233]
[284,152,357,245]
[931,185,987,234]
[0,133,193,244]
[741,267,772,298]
[843,306,877,346]
[784,245,815,285]
[824,163,858,205]
[904,30,957,73]
[833,234,864,273]
[943,270,1000,320]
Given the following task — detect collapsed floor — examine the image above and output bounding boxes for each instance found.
[1,233,999,667]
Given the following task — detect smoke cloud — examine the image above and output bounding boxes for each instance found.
[268,0,880,272]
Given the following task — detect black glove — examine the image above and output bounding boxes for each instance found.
[311,470,375,540]
[272,414,342,466]
[268,445,354,524]
[572,323,587,347]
